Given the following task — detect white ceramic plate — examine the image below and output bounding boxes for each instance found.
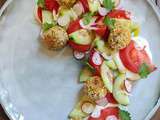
[0,0,160,120]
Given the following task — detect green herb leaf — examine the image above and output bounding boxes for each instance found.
[119,109,132,120]
[139,63,150,78]
[42,23,54,31]
[103,0,115,10]
[104,16,115,29]
[81,59,94,70]
[37,0,45,8]
[82,12,93,25]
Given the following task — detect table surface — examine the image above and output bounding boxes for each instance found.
[0,0,159,120]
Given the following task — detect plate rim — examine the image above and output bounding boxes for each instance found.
[0,0,159,120]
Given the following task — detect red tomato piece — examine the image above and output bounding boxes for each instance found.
[95,26,107,38]
[119,41,155,73]
[105,93,117,104]
[45,0,59,12]
[37,7,42,22]
[88,107,119,120]
[79,0,89,12]
[119,41,142,73]
[68,40,91,52]
[67,19,82,34]
[107,9,131,20]
[101,107,119,119]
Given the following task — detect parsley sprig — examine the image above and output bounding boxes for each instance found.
[139,63,151,78]
[103,0,115,10]
[104,16,115,29]
[37,0,45,8]
[119,109,132,120]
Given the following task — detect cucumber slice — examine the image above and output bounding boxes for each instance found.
[113,52,127,73]
[94,38,112,57]
[73,2,84,16]
[79,67,93,82]
[57,15,70,27]
[105,60,117,70]
[113,74,130,105]
[94,38,106,53]
[69,29,92,45]
[101,61,114,93]
[59,6,78,21]
[42,10,53,24]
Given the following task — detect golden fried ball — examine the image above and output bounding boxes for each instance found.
[57,0,77,7]
[42,26,68,50]
[107,19,131,50]
[84,76,107,101]
[108,28,131,50]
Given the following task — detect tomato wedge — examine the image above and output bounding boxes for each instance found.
[107,9,131,20]
[119,41,155,73]
[101,107,119,119]
[79,0,89,12]
[88,107,119,120]
[37,7,42,22]
[68,40,90,52]
[45,0,59,12]
[67,19,82,34]
[95,27,107,37]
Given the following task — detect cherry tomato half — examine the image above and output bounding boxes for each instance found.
[107,9,131,20]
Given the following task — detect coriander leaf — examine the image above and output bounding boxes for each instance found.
[82,12,93,25]
[119,109,132,120]
[42,23,54,31]
[37,0,45,8]
[139,63,150,78]
[103,0,115,10]
[104,16,115,29]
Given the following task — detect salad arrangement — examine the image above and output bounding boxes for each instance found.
[35,0,157,119]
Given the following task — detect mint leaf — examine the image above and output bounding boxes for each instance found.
[42,23,54,31]
[119,109,132,120]
[103,0,115,10]
[83,12,93,25]
[139,63,150,78]
[37,0,45,8]
[104,16,115,29]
